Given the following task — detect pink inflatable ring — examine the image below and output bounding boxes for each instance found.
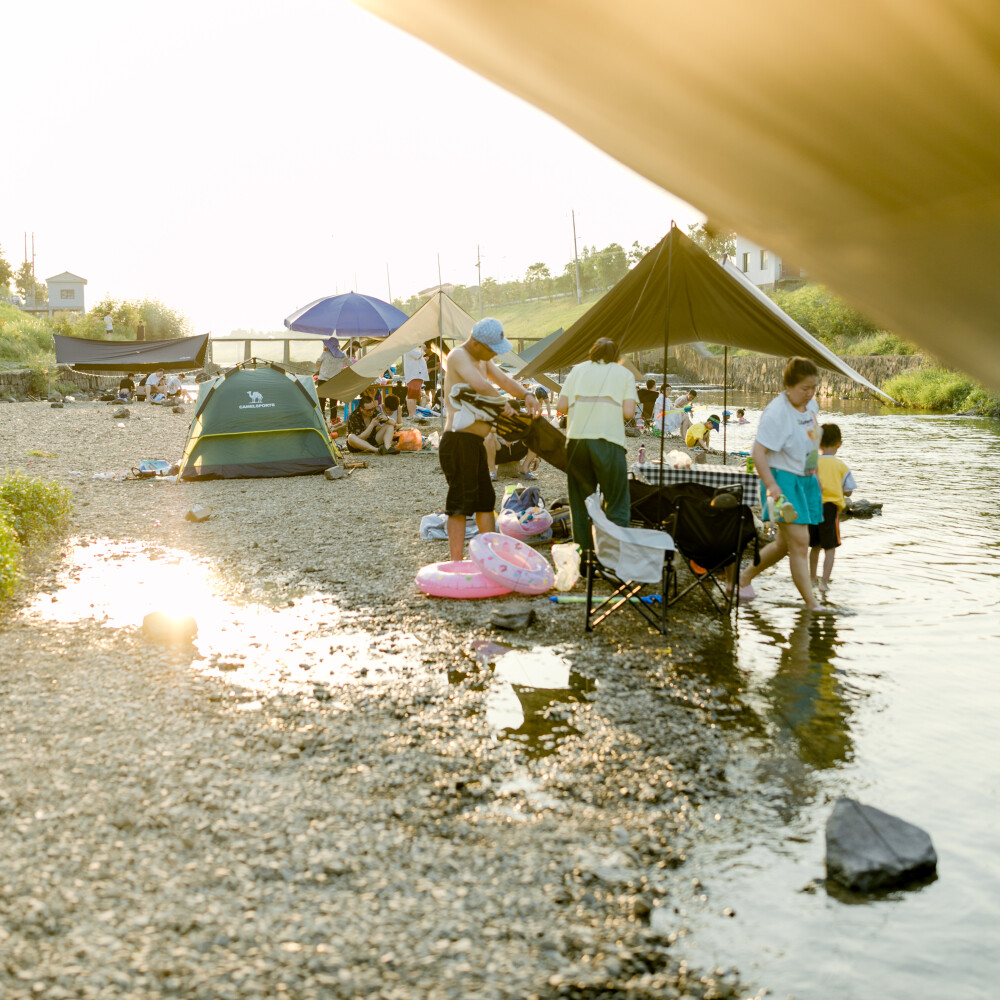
[497,506,553,541]
[415,560,513,599]
[468,532,555,595]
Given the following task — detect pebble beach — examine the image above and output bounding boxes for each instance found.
[0,398,750,1000]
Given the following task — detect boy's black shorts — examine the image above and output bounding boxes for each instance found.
[809,501,842,550]
[439,431,495,516]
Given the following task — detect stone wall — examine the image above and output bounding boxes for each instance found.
[0,366,120,398]
[671,346,924,397]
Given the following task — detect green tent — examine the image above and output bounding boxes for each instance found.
[178,361,337,480]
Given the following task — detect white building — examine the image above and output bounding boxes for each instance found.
[22,271,87,316]
[733,236,805,290]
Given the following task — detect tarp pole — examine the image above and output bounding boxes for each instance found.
[437,291,445,431]
[723,346,728,465]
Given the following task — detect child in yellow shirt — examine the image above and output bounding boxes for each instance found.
[808,423,857,596]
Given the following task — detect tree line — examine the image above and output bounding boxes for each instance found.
[392,240,655,316]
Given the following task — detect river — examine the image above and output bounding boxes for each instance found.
[642,392,1000,1000]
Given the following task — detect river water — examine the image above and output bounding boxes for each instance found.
[641,392,1000,1000]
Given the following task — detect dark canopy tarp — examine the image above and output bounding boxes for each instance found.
[519,228,891,399]
[357,0,1000,391]
[53,333,209,374]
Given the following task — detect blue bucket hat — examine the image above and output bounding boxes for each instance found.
[471,317,513,356]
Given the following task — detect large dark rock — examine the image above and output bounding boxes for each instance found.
[843,498,883,518]
[826,797,937,892]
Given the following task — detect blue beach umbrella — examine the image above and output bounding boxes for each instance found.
[284,292,408,338]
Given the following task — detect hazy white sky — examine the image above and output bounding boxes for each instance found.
[2,0,701,336]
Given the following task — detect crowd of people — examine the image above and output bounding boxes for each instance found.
[306,317,851,612]
[115,369,184,404]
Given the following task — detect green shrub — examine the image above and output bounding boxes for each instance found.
[883,366,977,411]
[842,331,917,356]
[0,302,57,362]
[0,472,72,602]
[959,387,1000,419]
[0,507,20,600]
[768,284,878,345]
[0,471,73,545]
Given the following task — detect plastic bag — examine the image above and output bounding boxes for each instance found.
[395,428,423,451]
[552,542,581,591]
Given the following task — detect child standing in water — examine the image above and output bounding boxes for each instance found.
[809,423,857,597]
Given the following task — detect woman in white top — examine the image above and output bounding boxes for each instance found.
[736,357,824,611]
[556,338,638,552]
[402,347,430,418]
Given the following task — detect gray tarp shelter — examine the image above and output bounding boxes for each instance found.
[53,333,210,374]
[317,291,561,400]
[357,0,1000,391]
[519,227,892,400]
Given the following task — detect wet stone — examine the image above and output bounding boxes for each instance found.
[490,606,537,630]
[826,797,937,892]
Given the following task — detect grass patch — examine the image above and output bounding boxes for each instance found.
[489,291,604,344]
[883,365,1000,417]
[0,303,56,366]
[0,471,74,601]
[26,450,57,458]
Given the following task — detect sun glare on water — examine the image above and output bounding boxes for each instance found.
[23,537,419,694]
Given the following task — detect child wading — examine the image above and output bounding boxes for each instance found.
[809,423,857,597]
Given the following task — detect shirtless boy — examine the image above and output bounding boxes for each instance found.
[440,317,541,561]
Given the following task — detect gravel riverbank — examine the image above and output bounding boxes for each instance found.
[0,400,753,1000]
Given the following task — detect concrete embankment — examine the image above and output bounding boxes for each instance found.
[671,347,924,398]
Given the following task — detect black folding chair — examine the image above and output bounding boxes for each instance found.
[667,492,759,614]
[583,493,675,635]
[629,479,759,615]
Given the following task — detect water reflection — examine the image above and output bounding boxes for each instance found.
[22,537,420,695]
[753,611,854,771]
[477,645,595,758]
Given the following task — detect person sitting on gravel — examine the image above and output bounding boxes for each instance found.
[117,375,135,401]
[163,375,182,401]
[146,369,167,403]
[483,431,539,481]
[382,394,403,439]
[345,393,399,454]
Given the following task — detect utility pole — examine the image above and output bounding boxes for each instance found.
[386,263,392,304]
[571,209,581,304]
[475,245,483,318]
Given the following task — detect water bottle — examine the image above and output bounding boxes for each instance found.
[766,494,798,523]
[638,445,647,463]
[745,455,755,474]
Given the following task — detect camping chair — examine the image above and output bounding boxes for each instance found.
[666,490,759,615]
[628,479,758,615]
[583,492,675,635]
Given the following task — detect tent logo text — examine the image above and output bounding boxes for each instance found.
[239,390,275,410]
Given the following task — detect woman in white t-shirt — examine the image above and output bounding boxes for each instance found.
[736,357,824,611]
[556,338,638,552]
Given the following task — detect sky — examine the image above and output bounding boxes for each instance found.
[2,0,701,336]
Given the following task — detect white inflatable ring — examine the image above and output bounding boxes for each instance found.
[468,532,555,595]
[497,506,553,541]
[415,560,513,599]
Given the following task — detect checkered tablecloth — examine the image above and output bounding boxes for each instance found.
[631,462,761,500]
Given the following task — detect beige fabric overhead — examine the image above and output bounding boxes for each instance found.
[318,292,472,399]
[519,227,893,400]
[317,291,562,398]
[356,0,1000,391]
